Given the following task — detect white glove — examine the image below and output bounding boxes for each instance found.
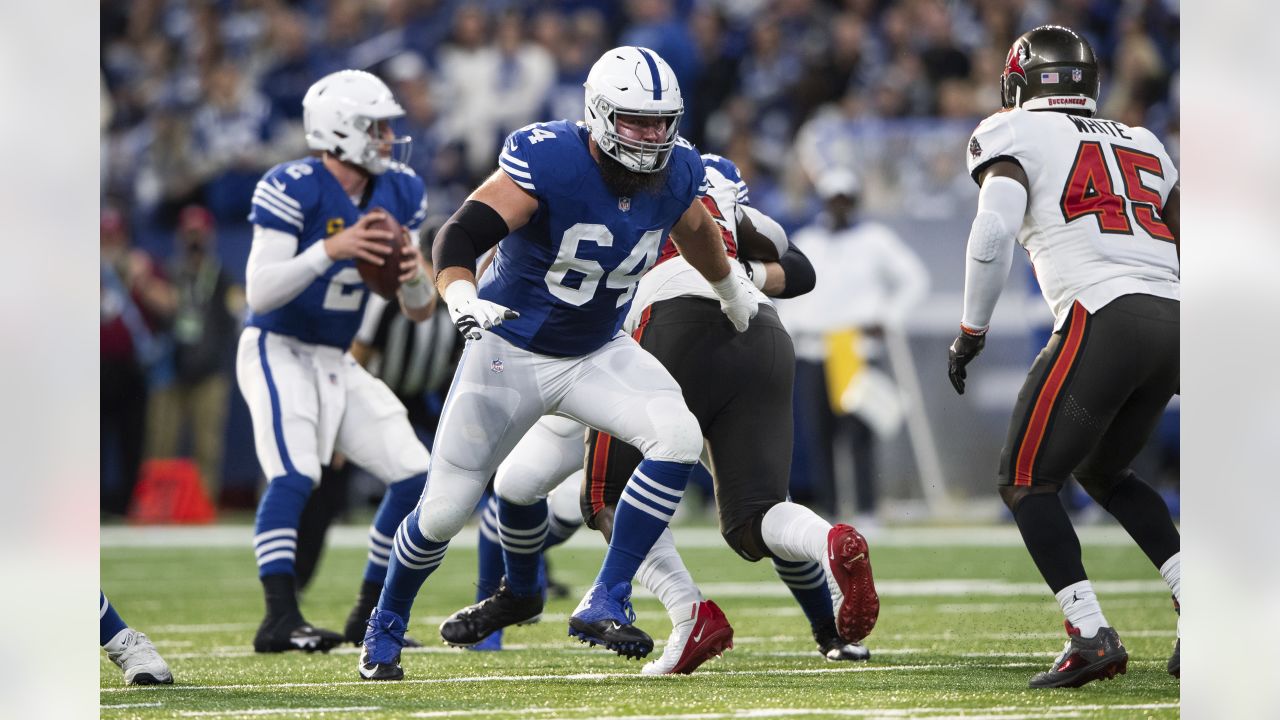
[443,280,518,341]
[709,271,759,332]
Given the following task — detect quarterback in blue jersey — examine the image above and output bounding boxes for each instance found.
[236,70,440,653]
[358,47,760,681]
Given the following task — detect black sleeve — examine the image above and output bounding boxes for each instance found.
[431,200,510,275]
[773,239,816,299]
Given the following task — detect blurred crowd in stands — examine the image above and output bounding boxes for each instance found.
[100,0,1179,515]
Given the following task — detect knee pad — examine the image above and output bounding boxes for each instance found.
[494,462,557,507]
[721,512,770,563]
[998,482,1061,513]
[417,495,472,542]
[646,406,703,464]
[1074,468,1136,510]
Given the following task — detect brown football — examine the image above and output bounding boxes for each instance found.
[356,208,405,300]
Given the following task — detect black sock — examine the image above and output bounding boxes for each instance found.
[353,580,382,613]
[1100,473,1180,568]
[1012,493,1087,594]
[262,573,299,619]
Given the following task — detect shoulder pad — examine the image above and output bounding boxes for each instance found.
[499,120,584,197]
[249,160,319,232]
[966,110,1022,184]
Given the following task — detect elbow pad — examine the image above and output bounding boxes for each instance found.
[775,241,816,299]
[432,200,510,275]
[967,176,1025,263]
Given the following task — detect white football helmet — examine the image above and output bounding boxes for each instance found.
[583,46,683,174]
[302,70,410,175]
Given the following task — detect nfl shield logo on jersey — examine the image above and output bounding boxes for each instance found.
[491,359,504,374]
[618,196,631,212]
[969,137,983,159]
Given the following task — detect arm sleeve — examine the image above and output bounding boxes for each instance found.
[244,226,333,313]
[774,239,816,299]
[960,176,1027,331]
[432,200,510,275]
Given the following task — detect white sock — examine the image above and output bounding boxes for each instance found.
[1055,580,1108,638]
[760,502,830,563]
[1159,552,1181,604]
[103,628,133,653]
[635,528,702,625]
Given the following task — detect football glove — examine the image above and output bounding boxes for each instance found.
[710,272,759,333]
[444,280,518,341]
[947,325,987,395]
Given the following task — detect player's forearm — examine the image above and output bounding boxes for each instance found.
[435,266,476,298]
[959,177,1025,331]
[245,226,334,313]
[673,217,732,283]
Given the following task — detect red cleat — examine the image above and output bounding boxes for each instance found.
[641,600,734,675]
[822,524,879,643]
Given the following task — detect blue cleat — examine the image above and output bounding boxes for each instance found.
[358,608,407,681]
[568,582,653,659]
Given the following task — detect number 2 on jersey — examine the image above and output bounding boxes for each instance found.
[1060,141,1174,242]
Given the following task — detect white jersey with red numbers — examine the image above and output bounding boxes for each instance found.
[966,108,1180,329]
[623,154,765,333]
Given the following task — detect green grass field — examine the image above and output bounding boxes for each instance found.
[100,524,1179,719]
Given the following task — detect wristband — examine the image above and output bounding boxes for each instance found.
[399,269,435,309]
[744,260,768,290]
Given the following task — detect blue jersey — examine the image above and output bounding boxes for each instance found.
[245,157,428,347]
[479,120,707,356]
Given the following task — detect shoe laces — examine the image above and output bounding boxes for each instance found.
[606,582,637,623]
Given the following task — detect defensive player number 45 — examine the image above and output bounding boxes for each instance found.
[544,224,664,307]
[1060,141,1175,242]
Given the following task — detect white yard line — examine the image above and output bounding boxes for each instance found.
[176,707,381,717]
[102,524,1140,549]
[100,703,164,709]
[102,664,964,693]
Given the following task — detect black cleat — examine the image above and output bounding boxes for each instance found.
[253,613,344,654]
[813,620,870,662]
[1168,638,1180,678]
[568,582,653,659]
[1029,622,1128,689]
[440,579,544,647]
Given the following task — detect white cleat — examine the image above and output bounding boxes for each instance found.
[105,629,173,685]
[641,600,734,675]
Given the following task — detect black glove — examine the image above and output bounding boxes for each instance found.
[948,327,987,395]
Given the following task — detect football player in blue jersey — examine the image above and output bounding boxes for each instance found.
[358,46,760,680]
[236,70,440,653]
[438,154,879,675]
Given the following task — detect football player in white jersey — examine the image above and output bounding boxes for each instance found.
[948,26,1181,688]
[237,70,438,653]
[438,154,880,675]
[358,47,761,681]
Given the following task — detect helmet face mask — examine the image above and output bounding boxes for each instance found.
[584,47,684,174]
[1000,25,1100,116]
[303,70,412,175]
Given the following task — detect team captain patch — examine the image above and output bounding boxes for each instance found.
[969,136,983,159]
